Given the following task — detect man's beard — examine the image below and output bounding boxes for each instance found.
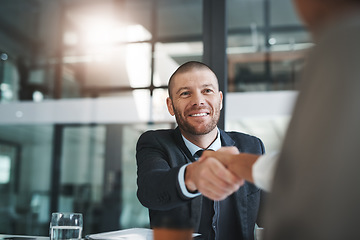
[172,105,220,136]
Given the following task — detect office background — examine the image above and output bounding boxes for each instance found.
[0,0,310,236]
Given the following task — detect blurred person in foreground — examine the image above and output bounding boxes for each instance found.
[201,0,360,239]
[136,61,265,240]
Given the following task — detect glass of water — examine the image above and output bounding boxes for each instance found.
[50,212,83,240]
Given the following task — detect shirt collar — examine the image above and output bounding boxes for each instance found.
[181,128,222,157]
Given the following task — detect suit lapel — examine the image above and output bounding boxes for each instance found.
[219,129,236,147]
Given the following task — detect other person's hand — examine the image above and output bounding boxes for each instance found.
[200,147,260,184]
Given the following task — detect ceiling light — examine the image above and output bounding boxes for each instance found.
[1,53,8,61]
[268,38,277,45]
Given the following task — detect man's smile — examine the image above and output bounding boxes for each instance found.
[189,112,209,117]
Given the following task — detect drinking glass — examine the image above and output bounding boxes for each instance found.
[255,227,264,240]
[50,212,83,240]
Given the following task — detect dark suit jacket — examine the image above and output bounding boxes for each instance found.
[136,127,265,240]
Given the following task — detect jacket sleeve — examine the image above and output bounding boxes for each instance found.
[136,131,191,210]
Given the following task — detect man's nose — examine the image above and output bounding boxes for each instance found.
[192,91,205,106]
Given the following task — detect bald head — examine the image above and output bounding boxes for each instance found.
[168,61,219,99]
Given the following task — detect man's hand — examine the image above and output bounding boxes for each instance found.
[185,155,244,201]
[200,147,260,184]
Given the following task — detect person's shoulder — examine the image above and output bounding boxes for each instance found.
[138,128,180,143]
[136,128,179,151]
[139,128,175,139]
[222,130,265,153]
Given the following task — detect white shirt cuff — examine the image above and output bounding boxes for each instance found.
[178,164,201,198]
[252,151,280,192]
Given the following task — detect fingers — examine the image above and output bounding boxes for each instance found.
[208,157,241,186]
[188,157,244,201]
[199,148,260,184]
[200,175,244,201]
[207,158,244,200]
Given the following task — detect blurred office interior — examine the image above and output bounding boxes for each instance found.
[0,0,310,236]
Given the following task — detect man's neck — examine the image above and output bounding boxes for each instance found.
[181,128,219,149]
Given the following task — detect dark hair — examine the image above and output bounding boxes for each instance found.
[167,61,218,98]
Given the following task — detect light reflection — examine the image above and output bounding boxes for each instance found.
[0,155,11,184]
[0,83,10,91]
[68,16,152,47]
[125,25,152,42]
[1,83,13,101]
[3,89,13,100]
[64,32,78,45]
[126,43,151,88]
[0,53,8,61]
[132,90,150,121]
[83,17,117,46]
[15,111,23,118]
[62,18,153,90]
[269,37,277,45]
[33,91,44,102]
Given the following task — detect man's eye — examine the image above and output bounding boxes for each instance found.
[204,89,214,93]
[180,91,190,96]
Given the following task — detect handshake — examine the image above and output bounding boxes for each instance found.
[184,147,260,201]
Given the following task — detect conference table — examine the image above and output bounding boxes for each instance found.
[0,235,49,240]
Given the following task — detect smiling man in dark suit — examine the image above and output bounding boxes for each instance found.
[136,61,265,240]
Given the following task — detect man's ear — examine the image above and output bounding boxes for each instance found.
[166,97,175,116]
[219,91,223,110]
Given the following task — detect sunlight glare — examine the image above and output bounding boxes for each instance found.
[81,16,152,46]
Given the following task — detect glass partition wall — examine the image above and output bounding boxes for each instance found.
[227,0,311,92]
[0,0,310,236]
[0,123,172,235]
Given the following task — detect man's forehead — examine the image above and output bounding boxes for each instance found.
[172,78,218,91]
[174,82,217,90]
[168,67,219,97]
[173,69,218,84]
